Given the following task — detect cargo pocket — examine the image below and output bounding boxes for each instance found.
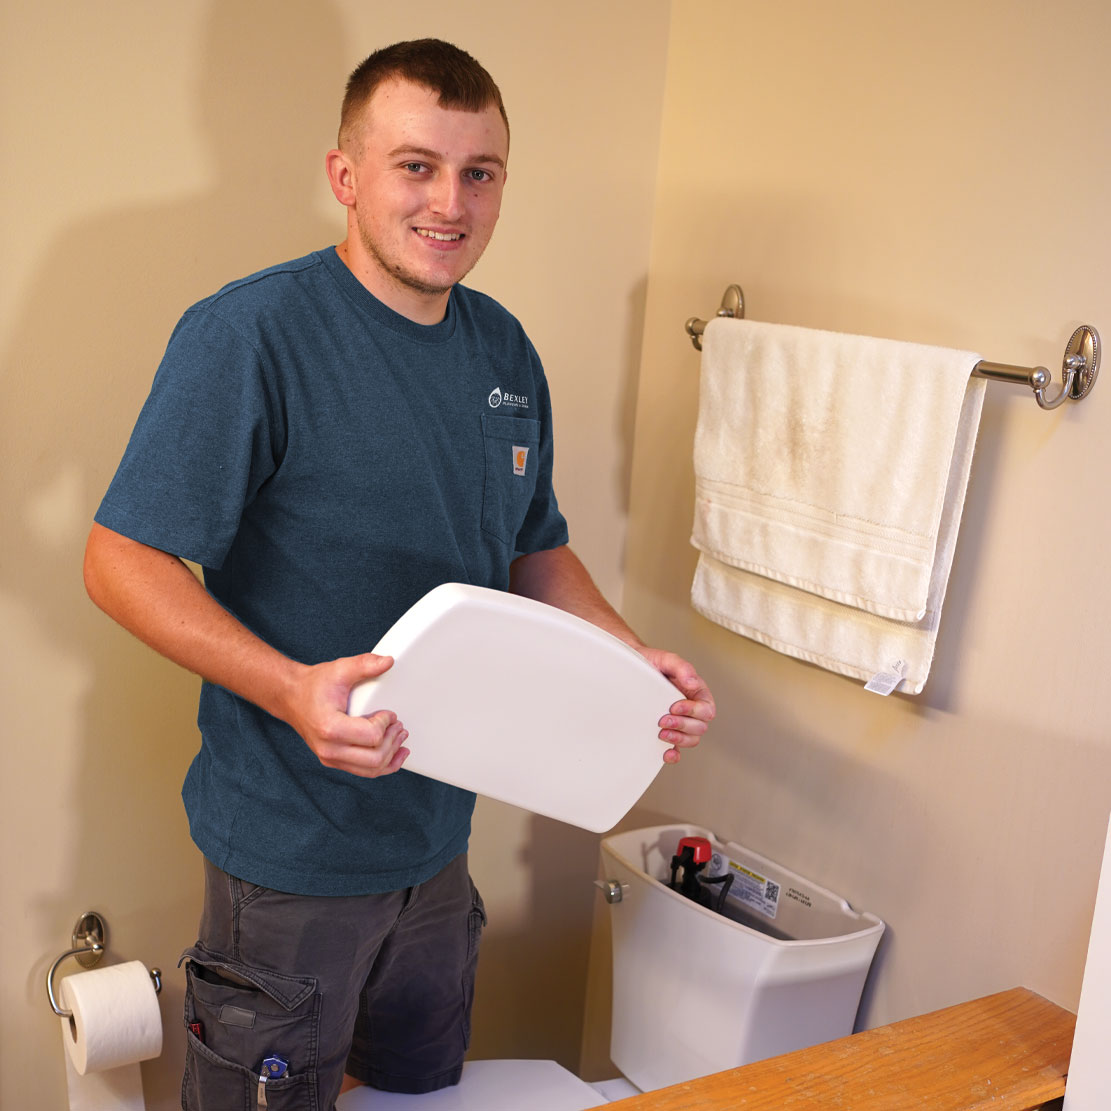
[180,946,319,1111]
[480,414,540,544]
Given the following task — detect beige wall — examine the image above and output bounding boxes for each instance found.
[9,0,1110,1104]
[582,0,1111,1076]
[0,1,668,1105]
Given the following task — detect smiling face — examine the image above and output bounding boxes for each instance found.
[326,78,509,323]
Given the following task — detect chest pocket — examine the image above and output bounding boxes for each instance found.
[481,414,541,544]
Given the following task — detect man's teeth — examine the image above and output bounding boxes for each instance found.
[416,229,462,241]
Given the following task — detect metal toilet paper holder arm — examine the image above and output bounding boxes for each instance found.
[46,911,163,1019]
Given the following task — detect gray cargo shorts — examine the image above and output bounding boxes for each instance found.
[179,852,486,1110]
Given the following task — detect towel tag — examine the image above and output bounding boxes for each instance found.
[864,660,907,696]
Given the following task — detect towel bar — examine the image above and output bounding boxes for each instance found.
[685,285,1100,411]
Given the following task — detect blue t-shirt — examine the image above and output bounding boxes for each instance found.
[96,248,568,895]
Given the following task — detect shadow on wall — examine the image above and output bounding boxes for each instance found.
[3,2,616,1104]
[467,806,603,1071]
[615,276,650,521]
[3,2,345,1106]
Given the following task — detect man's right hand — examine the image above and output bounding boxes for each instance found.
[283,653,410,778]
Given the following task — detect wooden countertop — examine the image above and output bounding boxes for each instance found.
[597,987,1074,1110]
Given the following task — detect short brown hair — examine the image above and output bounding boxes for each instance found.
[339,39,509,148]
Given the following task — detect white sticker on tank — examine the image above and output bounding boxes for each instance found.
[727,859,781,919]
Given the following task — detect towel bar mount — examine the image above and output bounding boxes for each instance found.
[686,285,1099,411]
[685,284,744,352]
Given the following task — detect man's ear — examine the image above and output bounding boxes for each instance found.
[325,148,356,207]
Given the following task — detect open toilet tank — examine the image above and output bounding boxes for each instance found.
[337,823,884,1108]
[601,823,885,1092]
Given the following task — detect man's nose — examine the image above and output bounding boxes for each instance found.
[428,173,464,220]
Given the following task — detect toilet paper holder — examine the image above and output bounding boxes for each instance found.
[46,911,162,1018]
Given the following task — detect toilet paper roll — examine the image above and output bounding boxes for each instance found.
[58,960,162,1111]
[63,1050,146,1111]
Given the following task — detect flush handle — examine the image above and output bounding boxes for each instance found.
[594,879,629,904]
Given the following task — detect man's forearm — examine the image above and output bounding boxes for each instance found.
[508,545,644,648]
[83,522,303,720]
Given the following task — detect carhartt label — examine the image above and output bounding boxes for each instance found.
[513,446,529,476]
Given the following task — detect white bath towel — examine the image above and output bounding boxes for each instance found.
[690,317,985,693]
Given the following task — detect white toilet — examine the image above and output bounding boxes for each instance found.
[337,824,884,1110]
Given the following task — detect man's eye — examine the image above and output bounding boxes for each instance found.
[466,169,492,183]
[403,162,427,173]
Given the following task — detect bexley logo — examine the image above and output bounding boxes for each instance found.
[488,386,529,410]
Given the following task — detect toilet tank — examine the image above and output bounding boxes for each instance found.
[601,824,884,1093]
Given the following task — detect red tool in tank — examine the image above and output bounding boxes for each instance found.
[668,835,733,911]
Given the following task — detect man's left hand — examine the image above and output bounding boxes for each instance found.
[637,648,715,764]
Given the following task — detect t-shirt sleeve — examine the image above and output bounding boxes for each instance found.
[94,307,280,569]
[512,345,569,555]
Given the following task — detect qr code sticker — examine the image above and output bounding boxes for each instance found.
[728,861,781,919]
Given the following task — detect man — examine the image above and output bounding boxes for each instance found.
[84,39,714,1108]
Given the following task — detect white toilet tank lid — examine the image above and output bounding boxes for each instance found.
[334,1059,603,1110]
[347,584,677,832]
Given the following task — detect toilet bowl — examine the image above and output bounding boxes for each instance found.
[335,1059,613,1109]
[336,824,884,1110]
